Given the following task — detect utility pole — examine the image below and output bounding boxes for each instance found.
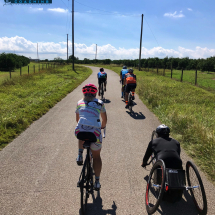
[67,34,68,62]
[72,0,74,70]
[139,14,144,71]
[95,44,97,60]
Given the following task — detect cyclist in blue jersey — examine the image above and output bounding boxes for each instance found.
[120,66,128,98]
[97,68,107,96]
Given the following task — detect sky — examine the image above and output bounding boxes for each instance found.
[0,0,215,60]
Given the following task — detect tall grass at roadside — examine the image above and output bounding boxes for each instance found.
[92,64,215,182]
[0,65,92,149]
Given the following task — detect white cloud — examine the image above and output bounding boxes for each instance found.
[164,11,185,18]
[29,7,43,12]
[187,8,193,11]
[47,8,68,13]
[1,36,215,60]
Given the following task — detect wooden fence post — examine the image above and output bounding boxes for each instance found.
[195,70,197,85]
[181,68,183,82]
[163,68,165,76]
[9,70,11,79]
[157,66,158,74]
[171,68,173,78]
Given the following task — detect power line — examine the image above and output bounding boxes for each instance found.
[144,17,160,47]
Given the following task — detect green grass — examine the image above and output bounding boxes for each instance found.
[0,64,92,149]
[0,62,56,84]
[91,64,215,183]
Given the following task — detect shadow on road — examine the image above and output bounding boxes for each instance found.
[102,98,111,104]
[84,191,117,215]
[143,174,199,215]
[126,111,146,120]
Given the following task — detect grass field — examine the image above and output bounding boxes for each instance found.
[91,64,215,183]
[0,62,56,84]
[148,68,215,92]
[0,64,92,149]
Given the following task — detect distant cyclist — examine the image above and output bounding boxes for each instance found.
[124,68,136,109]
[141,124,183,202]
[120,65,128,98]
[97,68,107,96]
[75,83,107,190]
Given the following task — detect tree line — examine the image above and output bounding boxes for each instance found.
[0,53,30,71]
[69,55,215,72]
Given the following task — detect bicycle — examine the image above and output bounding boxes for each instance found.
[144,133,207,215]
[77,129,106,215]
[127,90,134,112]
[99,81,105,100]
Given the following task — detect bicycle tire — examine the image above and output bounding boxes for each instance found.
[80,156,90,215]
[128,92,133,112]
[146,159,166,214]
[186,161,207,215]
[101,83,104,99]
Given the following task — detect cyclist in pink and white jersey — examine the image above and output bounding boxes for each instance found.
[75,83,107,190]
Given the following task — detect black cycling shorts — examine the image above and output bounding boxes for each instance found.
[98,78,106,86]
[125,83,136,93]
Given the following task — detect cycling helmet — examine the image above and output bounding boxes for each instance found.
[156,124,170,136]
[128,68,133,73]
[82,83,98,94]
[123,66,127,69]
[100,68,104,72]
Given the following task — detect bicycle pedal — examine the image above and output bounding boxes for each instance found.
[77,161,83,166]
[77,181,80,187]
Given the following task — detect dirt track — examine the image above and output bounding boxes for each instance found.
[0,66,214,215]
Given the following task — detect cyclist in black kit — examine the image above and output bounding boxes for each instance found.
[141,124,182,169]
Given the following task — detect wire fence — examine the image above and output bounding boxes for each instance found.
[141,67,215,92]
[0,63,60,84]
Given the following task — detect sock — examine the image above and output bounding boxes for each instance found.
[122,92,123,96]
[95,176,100,181]
[78,149,83,156]
[132,92,134,96]
[126,101,128,105]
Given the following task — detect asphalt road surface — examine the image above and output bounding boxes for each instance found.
[0,66,214,215]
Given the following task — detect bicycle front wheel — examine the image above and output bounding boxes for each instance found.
[186,161,207,215]
[145,160,166,214]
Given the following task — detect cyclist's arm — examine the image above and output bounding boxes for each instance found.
[120,71,122,80]
[142,141,153,164]
[76,113,80,123]
[100,112,107,128]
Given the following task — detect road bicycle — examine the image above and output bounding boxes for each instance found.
[144,131,207,215]
[77,128,106,215]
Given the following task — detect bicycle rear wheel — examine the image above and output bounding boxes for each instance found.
[128,92,133,112]
[145,160,166,214]
[80,160,89,214]
[186,161,207,215]
[101,83,104,99]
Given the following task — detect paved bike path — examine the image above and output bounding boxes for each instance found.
[0,66,214,215]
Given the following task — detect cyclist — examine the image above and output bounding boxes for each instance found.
[120,66,128,98]
[141,124,183,202]
[97,68,107,96]
[75,83,107,190]
[124,68,136,109]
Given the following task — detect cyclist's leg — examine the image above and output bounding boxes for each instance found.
[121,80,124,98]
[90,128,102,189]
[75,126,84,165]
[104,79,107,91]
[131,84,137,100]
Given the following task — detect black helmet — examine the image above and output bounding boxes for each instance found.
[123,66,127,69]
[100,68,104,72]
[156,124,170,136]
[128,68,133,73]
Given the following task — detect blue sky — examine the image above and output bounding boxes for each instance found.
[0,0,215,60]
